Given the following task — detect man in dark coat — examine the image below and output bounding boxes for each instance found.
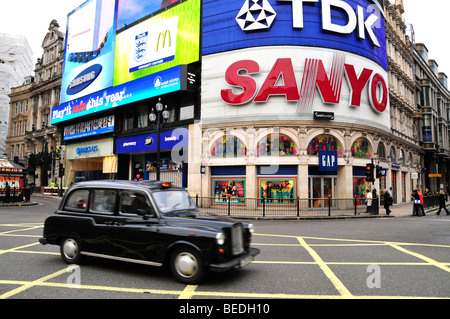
[383,189,392,215]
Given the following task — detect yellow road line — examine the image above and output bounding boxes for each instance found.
[0,226,43,236]
[0,267,69,299]
[0,279,446,299]
[297,237,353,298]
[388,243,450,273]
[0,242,40,256]
[178,285,198,299]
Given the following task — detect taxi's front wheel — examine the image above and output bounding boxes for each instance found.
[170,246,205,284]
[60,237,83,264]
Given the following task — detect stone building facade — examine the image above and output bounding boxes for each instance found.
[6,20,65,189]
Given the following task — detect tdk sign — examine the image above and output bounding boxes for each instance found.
[203,0,387,70]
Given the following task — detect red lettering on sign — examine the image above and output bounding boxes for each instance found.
[221,60,259,105]
[369,73,388,113]
[254,58,299,102]
[344,64,373,107]
[220,57,388,114]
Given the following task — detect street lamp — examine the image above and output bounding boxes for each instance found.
[149,98,171,181]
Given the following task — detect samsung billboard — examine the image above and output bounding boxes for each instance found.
[202,0,387,70]
[60,0,118,104]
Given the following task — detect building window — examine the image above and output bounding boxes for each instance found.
[10,145,14,160]
[259,177,296,206]
[351,138,372,159]
[377,142,386,160]
[307,135,343,156]
[390,146,397,163]
[257,134,297,156]
[211,136,247,158]
[398,149,405,164]
[212,178,246,205]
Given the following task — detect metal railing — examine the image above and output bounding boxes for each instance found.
[195,195,380,218]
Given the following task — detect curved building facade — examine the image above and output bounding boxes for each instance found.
[189,0,422,205]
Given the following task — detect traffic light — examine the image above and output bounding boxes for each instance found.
[375,165,383,178]
[59,163,64,178]
[365,163,374,183]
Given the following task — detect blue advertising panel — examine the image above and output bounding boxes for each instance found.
[51,65,181,124]
[116,127,189,154]
[319,150,338,172]
[60,0,118,104]
[203,0,387,70]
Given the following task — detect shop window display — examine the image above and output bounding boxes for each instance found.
[351,138,372,159]
[257,134,297,156]
[258,177,296,206]
[212,178,246,205]
[307,135,343,156]
[353,177,371,206]
[211,136,247,158]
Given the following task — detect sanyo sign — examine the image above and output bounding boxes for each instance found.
[275,0,382,47]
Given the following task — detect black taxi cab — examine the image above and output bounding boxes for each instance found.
[39,180,260,284]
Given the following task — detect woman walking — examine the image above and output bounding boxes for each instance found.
[437,189,450,216]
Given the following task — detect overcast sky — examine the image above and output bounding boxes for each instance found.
[1,0,449,77]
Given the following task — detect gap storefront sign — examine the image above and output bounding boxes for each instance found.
[116,128,189,154]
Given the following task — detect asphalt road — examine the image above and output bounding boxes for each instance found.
[1,195,449,305]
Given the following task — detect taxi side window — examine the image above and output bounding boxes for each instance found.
[64,190,90,212]
[91,189,116,214]
[120,191,156,217]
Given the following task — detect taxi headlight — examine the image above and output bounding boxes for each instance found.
[248,223,254,234]
[216,232,225,245]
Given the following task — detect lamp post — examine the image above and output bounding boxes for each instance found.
[149,98,170,181]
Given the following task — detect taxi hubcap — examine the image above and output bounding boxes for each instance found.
[175,252,198,278]
[63,239,78,259]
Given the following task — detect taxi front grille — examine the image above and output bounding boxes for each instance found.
[231,224,244,255]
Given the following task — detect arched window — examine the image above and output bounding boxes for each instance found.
[257,134,298,156]
[377,143,386,160]
[351,138,372,158]
[307,135,343,156]
[390,146,396,163]
[211,136,247,158]
[398,150,405,164]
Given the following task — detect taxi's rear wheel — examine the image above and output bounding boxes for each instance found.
[170,246,205,284]
[60,237,82,264]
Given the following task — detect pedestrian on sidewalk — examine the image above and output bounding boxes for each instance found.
[417,189,425,216]
[383,189,392,215]
[366,189,372,214]
[412,189,421,216]
[436,189,450,216]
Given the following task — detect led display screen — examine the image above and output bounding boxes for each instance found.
[60,0,118,104]
[116,0,181,30]
[113,0,200,86]
[203,0,387,70]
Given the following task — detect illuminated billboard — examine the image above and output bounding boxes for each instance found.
[116,0,181,30]
[113,0,200,86]
[60,0,117,104]
[203,0,387,70]
[53,0,200,125]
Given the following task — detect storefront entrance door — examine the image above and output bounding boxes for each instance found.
[309,177,337,209]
